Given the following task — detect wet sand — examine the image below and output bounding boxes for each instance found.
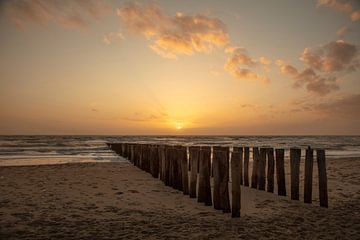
[0,158,359,239]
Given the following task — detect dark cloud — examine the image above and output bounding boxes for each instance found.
[300,40,359,73]
[277,61,339,96]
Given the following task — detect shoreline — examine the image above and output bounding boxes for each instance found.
[1,155,360,168]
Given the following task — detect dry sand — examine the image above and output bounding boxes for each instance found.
[1,157,359,239]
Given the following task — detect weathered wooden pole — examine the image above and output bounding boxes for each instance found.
[180,146,189,195]
[174,146,183,191]
[189,146,199,198]
[158,146,164,181]
[275,149,286,196]
[141,144,146,171]
[153,145,160,179]
[317,149,328,208]
[267,148,275,193]
[258,148,267,191]
[121,143,126,157]
[290,148,301,200]
[212,146,222,210]
[169,147,175,188]
[233,147,243,186]
[251,147,259,189]
[146,144,151,173]
[149,145,155,176]
[219,146,231,213]
[198,146,212,205]
[164,146,171,186]
[304,147,313,204]
[231,147,242,217]
[243,147,250,187]
[133,145,138,167]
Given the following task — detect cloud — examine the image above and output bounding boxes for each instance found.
[116,2,229,59]
[317,0,360,21]
[224,47,270,83]
[313,93,360,117]
[351,9,360,21]
[259,57,272,65]
[277,40,359,96]
[292,93,360,118]
[276,60,298,76]
[295,68,339,96]
[300,40,359,73]
[317,0,353,12]
[337,26,350,39]
[277,60,339,96]
[4,0,109,30]
[103,32,124,45]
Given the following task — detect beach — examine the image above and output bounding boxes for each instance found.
[1,157,359,239]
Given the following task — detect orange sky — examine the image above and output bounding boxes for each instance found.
[0,0,359,135]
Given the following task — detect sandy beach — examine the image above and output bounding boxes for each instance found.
[1,157,359,239]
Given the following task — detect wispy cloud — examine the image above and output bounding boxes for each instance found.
[224,47,270,83]
[103,32,124,45]
[337,26,350,39]
[290,93,360,118]
[4,0,110,30]
[116,2,229,59]
[317,0,360,21]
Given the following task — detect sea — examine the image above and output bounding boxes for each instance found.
[0,135,359,166]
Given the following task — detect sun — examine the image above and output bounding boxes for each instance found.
[176,125,182,130]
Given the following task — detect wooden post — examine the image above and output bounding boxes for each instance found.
[121,143,126,157]
[258,148,266,191]
[180,146,189,195]
[275,149,286,196]
[219,147,231,213]
[234,147,243,186]
[267,148,275,193]
[175,146,183,191]
[231,147,242,217]
[198,146,212,205]
[304,147,313,204]
[133,144,137,167]
[158,146,163,181]
[153,145,159,178]
[243,147,249,187]
[140,144,145,171]
[149,145,154,176]
[212,146,221,210]
[189,146,199,198]
[146,145,151,173]
[290,148,301,200]
[169,147,175,188]
[164,146,171,186]
[251,147,259,189]
[317,149,328,208]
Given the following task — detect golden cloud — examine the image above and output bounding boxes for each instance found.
[224,47,270,83]
[116,2,229,59]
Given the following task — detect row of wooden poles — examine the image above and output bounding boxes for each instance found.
[107,143,328,217]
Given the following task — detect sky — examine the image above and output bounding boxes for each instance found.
[0,0,359,135]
